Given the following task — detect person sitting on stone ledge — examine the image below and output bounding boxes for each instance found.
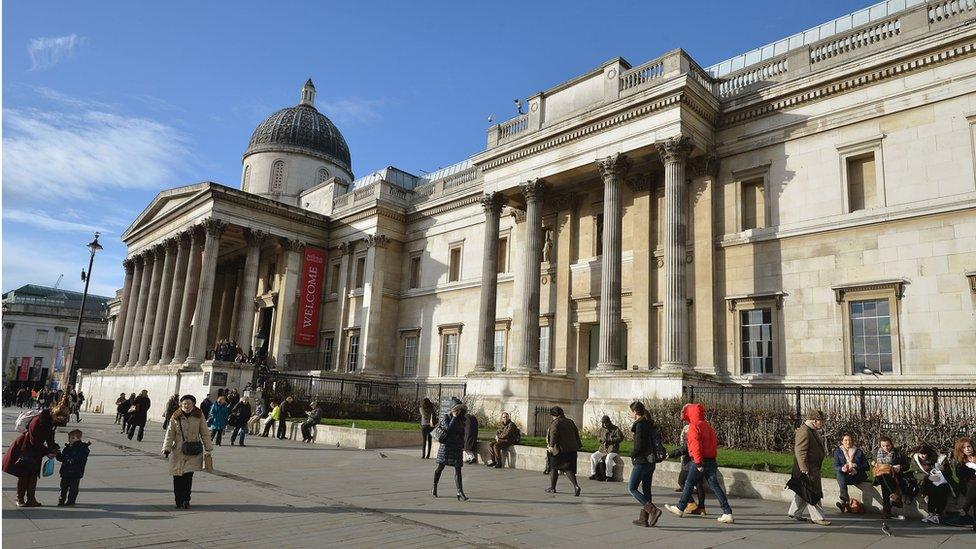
[589,415,623,481]
[872,436,910,520]
[486,412,521,468]
[910,445,953,525]
[833,433,868,514]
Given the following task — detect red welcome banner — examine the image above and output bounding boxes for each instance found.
[294,246,326,346]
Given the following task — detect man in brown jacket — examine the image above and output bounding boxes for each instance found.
[788,409,830,526]
[486,412,520,468]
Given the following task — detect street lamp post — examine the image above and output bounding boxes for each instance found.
[67,232,103,390]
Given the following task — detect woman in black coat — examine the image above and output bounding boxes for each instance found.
[432,404,468,501]
[228,397,252,447]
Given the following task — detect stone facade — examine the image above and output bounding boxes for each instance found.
[83,1,976,429]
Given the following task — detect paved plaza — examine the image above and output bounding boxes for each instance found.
[2,410,973,548]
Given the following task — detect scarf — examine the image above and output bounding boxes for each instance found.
[876,447,894,464]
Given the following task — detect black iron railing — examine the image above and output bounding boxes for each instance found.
[263,371,465,410]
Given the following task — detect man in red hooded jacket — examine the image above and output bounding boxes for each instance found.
[665,403,735,524]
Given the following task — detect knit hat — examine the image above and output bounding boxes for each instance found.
[805,409,825,421]
[179,394,197,404]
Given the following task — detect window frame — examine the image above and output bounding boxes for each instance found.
[437,323,463,377]
[408,251,422,289]
[725,292,785,377]
[837,135,886,214]
[833,279,905,376]
[493,318,511,372]
[539,314,553,373]
[270,159,287,195]
[329,260,341,296]
[399,328,421,377]
[732,164,771,233]
[497,230,511,274]
[321,334,335,370]
[346,329,361,372]
[354,254,366,290]
[448,241,463,283]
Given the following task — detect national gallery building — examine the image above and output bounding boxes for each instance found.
[82,0,976,426]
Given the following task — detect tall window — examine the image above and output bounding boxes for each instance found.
[330,262,341,295]
[493,330,506,371]
[496,236,508,274]
[322,337,334,370]
[403,336,418,377]
[355,256,366,289]
[741,177,766,230]
[850,299,892,374]
[441,333,458,376]
[347,334,360,372]
[740,309,773,374]
[846,152,877,212]
[318,167,330,184]
[242,165,251,192]
[270,160,286,194]
[595,214,604,256]
[448,245,462,282]
[409,255,422,289]
[539,325,551,373]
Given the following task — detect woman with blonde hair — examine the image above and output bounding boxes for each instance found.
[953,437,976,530]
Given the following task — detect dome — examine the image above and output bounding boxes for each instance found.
[244,79,352,171]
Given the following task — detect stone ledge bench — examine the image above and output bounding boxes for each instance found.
[287,422,419,450]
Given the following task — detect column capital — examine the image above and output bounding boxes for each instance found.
[364,233,390,249]
[596,153,632,181]
[480,192,504,216]
[688,150,720,178]
[337,240,353,256]
[164,236,179,252]
[506,206,526,223]
[281,237,306,252]
[243,228,267,246]
[202,218,228,237]
[656,135,693,164]
[123,258,135,273]
[552,193,581,212]
[520,179,548,203]
[625,173,654,194]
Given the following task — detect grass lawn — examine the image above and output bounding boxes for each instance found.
[315,418,419,430]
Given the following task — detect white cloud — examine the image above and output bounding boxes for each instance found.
[317,97,387,126]
[2,234,124,298]
[27,34,83,71]
[3,208,111,234]
[3,106,191,200]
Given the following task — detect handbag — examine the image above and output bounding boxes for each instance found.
[203,452,214,471]
[177,418,204,456]
[432,420,450,443]
[42,458,55,477]
[872,463,892,477]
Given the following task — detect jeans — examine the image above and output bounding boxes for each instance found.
[920,480,950,514]
[836,471,866,500]
[628,461,655,505]
[678,461,706,507]
[789,494,825,521]
[127,423,145,442]
[276,418,287,439]
[210,428,224,445]
[590,451,620,476]
[301,422,316,441]
[679,459,732,515]
[59,477,81,504]
[877,473,901,514]
[231,426,246,445]
[173,472,194,505]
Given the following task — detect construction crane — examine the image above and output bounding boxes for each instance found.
[53,274,64,289]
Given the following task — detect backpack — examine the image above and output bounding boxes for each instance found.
[594,460,607,481]
[648,427,668,464]
[15,409,42,433]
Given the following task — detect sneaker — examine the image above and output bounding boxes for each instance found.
[717,514,734,524]
[930,515,941,525]
[921,514,933,524]
[812,519,831,526]
[665,504,684,517]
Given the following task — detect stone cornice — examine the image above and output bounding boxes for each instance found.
[720,38,976,128]
[407,194,482,223]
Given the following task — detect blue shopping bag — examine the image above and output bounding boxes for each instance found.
[42,458,55,477]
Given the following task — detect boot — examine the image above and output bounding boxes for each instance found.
[455,470,468,501]
[633,505,649,527]
[645,502,663,527]
[431,483,438,498]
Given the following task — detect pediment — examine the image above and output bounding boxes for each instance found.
[121,182,214,241]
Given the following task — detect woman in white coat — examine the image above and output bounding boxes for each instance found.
[162,395,214,509]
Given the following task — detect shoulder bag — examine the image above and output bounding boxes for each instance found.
[177,417,204,456]
[432,417,450,443]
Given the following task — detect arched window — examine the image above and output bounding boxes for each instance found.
[318,168,330,184]
[271,160,285,194]
[242,165,251,192]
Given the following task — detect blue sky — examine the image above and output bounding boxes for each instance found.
[3,0,872,298]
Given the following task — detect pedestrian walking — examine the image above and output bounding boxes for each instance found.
[300,401,322,443]
[119,393,135,432]
[665,403,734,524]
[228,396,252,446]
[787,409,830,526]
[162,395,214,509]
[419,398,436,459]
[668,421,706,514]
[589,415,623,481]
[545,406,582,497]
[207,396,231,446]
[162,394,180,431]
[627,401,662,527]
[127,390,151,442]
[56,429,91,506]
[833,433,868,513]
[432,403,468,501]
[3,402,67,506]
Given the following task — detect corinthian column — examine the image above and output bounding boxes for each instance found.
[474,193,504,372]
[187,219,226,366]
[236,229,264,350]
[119,257,144,367]
[272,238,305,369]
[136,245,165,366]
[657,136,693,370]
[126,252,153,367]
[596,153,631,371]
[108,259,135,368]
[160,232,190,365]
[172,228,204,365]
[514,179,546,373]
[148,238,177,365]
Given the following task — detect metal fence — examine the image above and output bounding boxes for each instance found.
[263,371,466,410]
[533,405,552,438]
